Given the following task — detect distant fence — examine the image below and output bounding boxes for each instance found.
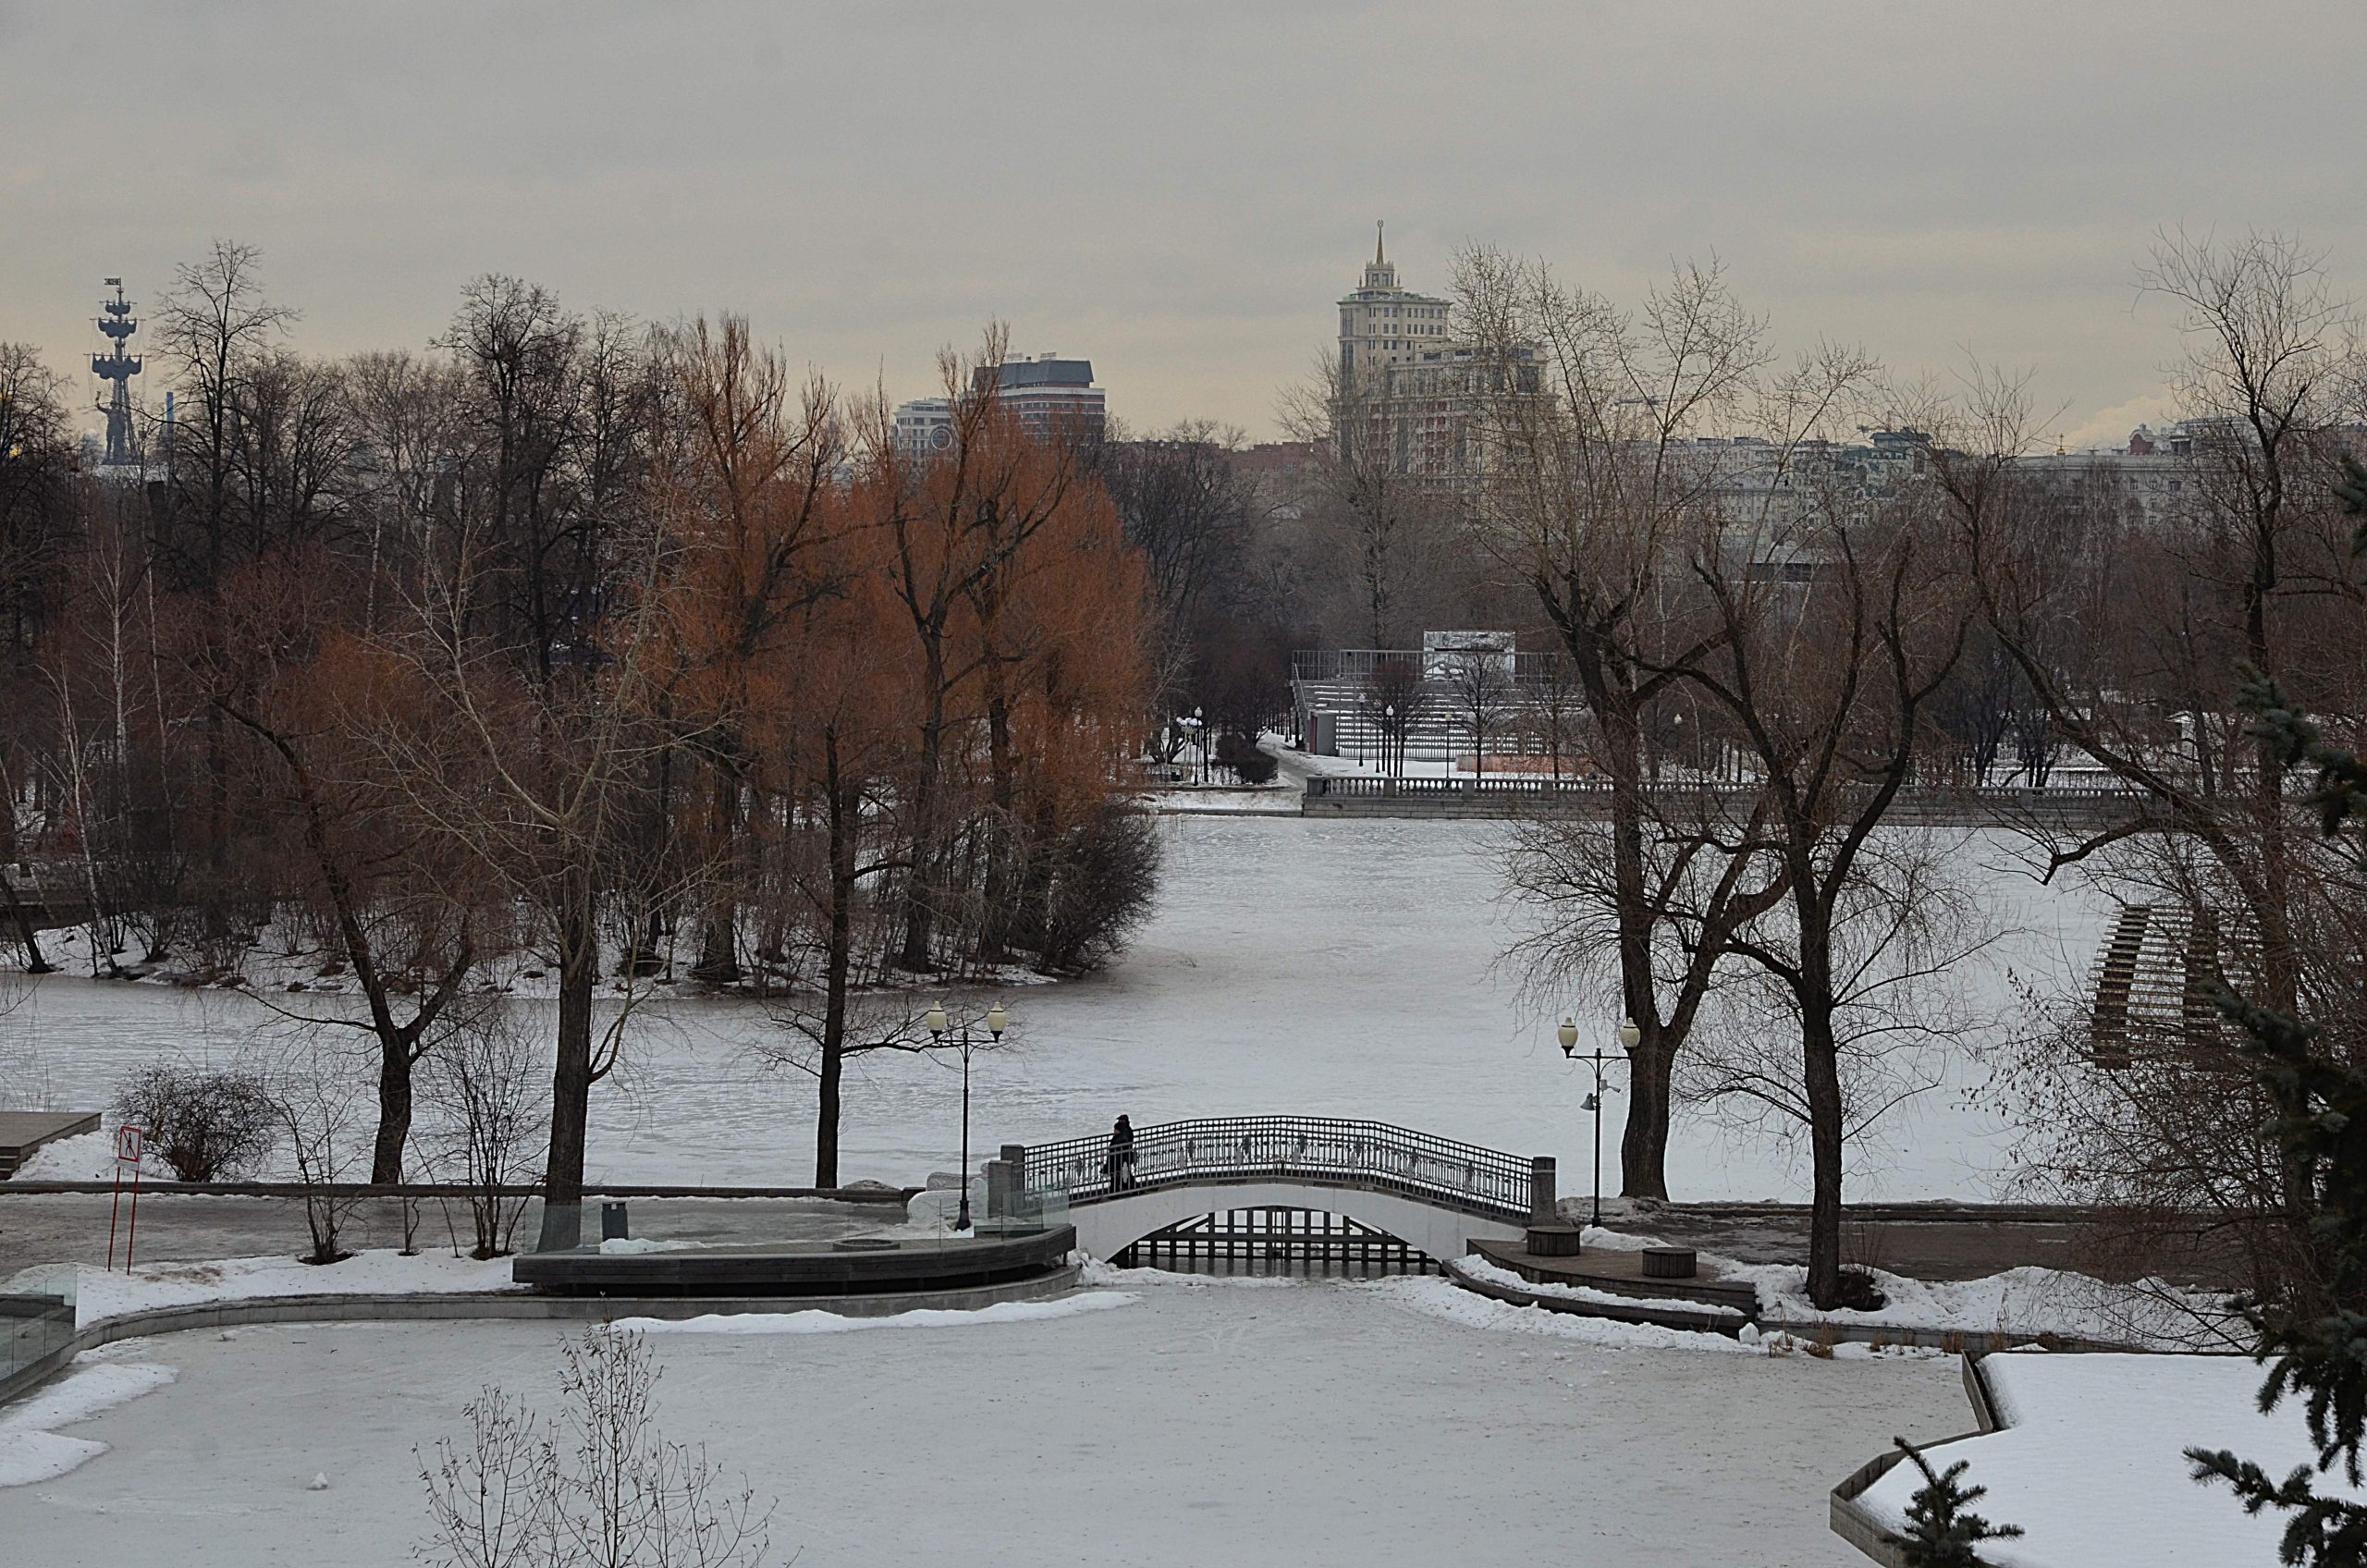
[1299,774,2152,825]
[1290,649,1574,686]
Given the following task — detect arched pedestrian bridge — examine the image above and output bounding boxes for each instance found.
[985,1117,1551,1266]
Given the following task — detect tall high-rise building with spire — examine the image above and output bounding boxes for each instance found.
[1337,221,1453,378]
[1331,224,1539,486]
[92,278,142,468]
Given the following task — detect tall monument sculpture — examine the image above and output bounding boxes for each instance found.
[92,277,142,467]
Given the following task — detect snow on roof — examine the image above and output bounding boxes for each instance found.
[1857,1352,2364,1566]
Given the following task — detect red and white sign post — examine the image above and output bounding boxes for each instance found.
[107,1125,145,1271]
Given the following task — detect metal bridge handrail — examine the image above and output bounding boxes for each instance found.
[1016,1115,1534,1222]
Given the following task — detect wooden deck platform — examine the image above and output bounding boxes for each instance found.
[0,1111,100,1181]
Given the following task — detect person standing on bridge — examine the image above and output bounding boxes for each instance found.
[1107,1115,1136,1192]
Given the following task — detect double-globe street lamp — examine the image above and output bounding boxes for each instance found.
[925,1000,1009,1231]
[1559,1015,1640,1229]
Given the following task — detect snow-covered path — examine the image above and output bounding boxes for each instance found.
[1,817,2104,1201]
[0,1275,1965,1565]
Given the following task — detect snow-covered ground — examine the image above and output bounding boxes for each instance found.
[1139,785,1306,814]
[0,817,2104,1201]
[1857,1351,2357,1567]
[0,1272,1965,1564]
[4,1248,523,1329]
[1732,1259,2236,1350]
[1453,1239,2232,1351]
[0,1348,176,1488]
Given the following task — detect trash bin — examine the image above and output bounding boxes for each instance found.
[600,1201,629,1242]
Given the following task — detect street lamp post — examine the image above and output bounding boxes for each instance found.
[1559,1015,1640,1230]
[926,1000,1009,1231]
[1195,706,1208,784]
[1382,703,1396,779]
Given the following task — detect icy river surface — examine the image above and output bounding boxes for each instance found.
[0,816,2104,1201]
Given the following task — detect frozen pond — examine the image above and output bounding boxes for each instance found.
[0,817,2103,1201]
[0,1276,1965,1565]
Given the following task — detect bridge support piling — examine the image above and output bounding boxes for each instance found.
[1529,1157,1557,1226]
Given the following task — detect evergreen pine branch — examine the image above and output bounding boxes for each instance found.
[1893,1437,2022,1567]
[2191,1448,2367,1567]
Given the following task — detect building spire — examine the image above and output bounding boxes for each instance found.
[1375,218,1386,268]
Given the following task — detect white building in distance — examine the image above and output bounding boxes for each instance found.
[1333,224,1539,484]
[1338,223,1454,379]
[891,354,1107,459]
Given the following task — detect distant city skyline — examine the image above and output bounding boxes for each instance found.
[6,3,2364,450]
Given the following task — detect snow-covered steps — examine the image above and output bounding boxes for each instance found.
[1447,1249,1758,1336]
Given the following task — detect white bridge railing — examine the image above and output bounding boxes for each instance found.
[1007,1116,1538,1223]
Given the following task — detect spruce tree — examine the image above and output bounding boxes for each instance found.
[1893,1437,2023,1567]
[2189,456,2367,1567]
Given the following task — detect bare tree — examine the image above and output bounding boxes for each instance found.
[651,313,847,986]
[1674,462,1976,1307]
[753,990,945,1185]
[1458,245,1868,1199]
[1101,422,1256,726]
[1279,354,1453,646]
[353,464,701,1251]
[1943,234,2367,1304]
[417,1003,547,1259]
[1518,650,1586,779]
[866,327,1089,974]
[1433,643,1516,778]
[256,1032,370,1265]
[151,239,301,590]
[195,554,483,1182]
[1358,655,1428,777]
[341,348,471,630]
[1674,828,1999,1224]
[416,1328,780,1568]
[0,344,79,975]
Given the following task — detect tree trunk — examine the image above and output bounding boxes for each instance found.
[1622,1026,1674,1201]
[1566,634,1671,1201]
[537,867,598,1252]
[1802,1006,1846,1309]
[1797,877,1847,1309]
[975,672,1017,964]
[372,1044,414,1186]
[0,869,53,974]
[691,766,742,983]
[896,641,950,972]
[816,739,858,1188]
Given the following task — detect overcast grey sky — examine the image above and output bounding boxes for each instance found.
[6,1,2363,447]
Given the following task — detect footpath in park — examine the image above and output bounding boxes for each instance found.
[1,1188,2235,1289]
[0,1193,889,1272]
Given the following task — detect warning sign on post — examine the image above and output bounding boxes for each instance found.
[115,1125,144,1166]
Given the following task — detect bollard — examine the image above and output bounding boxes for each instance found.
[985,1159,1013,1226]
[1529,1156,1558,1226]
